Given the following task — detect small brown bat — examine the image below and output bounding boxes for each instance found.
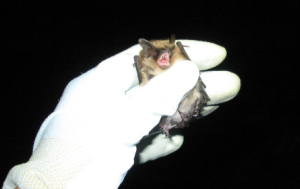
[134,35,210,137]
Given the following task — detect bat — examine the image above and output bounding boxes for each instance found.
[134,35,210,137]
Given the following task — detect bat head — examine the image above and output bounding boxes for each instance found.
[138,35,177,69]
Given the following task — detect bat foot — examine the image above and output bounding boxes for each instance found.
[159,123,176,138]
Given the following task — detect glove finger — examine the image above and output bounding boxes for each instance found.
[199,105,219,117]
[201,71,241,105]
[135,130,184,164]
[176,40,227,71]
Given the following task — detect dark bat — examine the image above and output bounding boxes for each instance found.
[134,35,210,137]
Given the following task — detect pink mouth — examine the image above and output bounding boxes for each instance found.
[157,51,170,68]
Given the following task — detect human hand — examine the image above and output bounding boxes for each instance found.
[3,40,240,189]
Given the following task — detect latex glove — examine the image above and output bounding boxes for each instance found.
[3,40,240,189]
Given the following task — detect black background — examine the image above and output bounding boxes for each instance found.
[1,1,299,188]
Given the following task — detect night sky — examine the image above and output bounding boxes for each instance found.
[1,1,299,188]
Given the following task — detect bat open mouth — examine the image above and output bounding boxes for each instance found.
[157,51,171,68]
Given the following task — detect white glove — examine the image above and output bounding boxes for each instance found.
[3,40,240,189]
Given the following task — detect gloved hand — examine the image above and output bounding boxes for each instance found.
[3,40,240,189]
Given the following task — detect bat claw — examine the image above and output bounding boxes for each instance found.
[159,123,176,138]
[176,41,191,60]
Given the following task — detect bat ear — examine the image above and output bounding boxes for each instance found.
[139,38,154,57]
[169,34,176,44]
